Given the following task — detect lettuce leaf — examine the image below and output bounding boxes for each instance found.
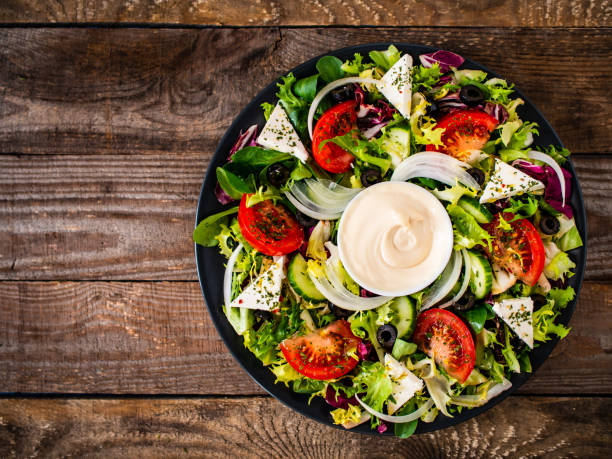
[369,45,401,72]
[411,63,442,92]
[447,205,493,251]
[548,286,575,309]
[544,251,576,281]
[341,52,375,76]
[353,361,393,415]
[533,301,571,342]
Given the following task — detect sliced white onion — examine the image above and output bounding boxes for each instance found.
[355,395,434,424]
[527,150,566,206]
[438,249,472,309]
[391,151,480,189]
[284,178,361,220]
[309,273,390,311]
[308,77,384,139]
[421,251,463,310]
[284,191,341,220]
[223,243,244,307]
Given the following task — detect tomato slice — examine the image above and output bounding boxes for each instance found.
[426,109,499,161]
[312,100,358,173]
[412,308,475,383]
[483,213,545,286]
[238,194,304,256]
[280,319,361,380]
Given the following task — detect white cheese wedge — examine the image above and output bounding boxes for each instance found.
[384,354,424,414]
[229,257,285,311]
[479,159,545,203]
[492,297,534,349]
[257,103,309,163]
[380,54,413,119]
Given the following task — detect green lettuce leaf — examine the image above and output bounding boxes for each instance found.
[447,205,493,251]
[193,206,239,247]
[368,45,401,72]
[353,361,393,415]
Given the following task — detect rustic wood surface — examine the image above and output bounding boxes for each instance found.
[1,0,610,27]
[0,24,610,456]
[0,281,609,395]
[0,28,610,156]
[0,397,610,458]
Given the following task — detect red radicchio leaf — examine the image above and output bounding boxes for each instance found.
[419,50,465,73]
[325,385,358,410]
[214,182,235,205]
[377,421,389,434]
[228,124,259,160]
[483,102,509,124]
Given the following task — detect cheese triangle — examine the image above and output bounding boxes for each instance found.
[229,257,285,311]
[384,354,423,414]
[492,297,534,348]
[257,103,309,163]
[480,159,545,203]
[380,54,413,119]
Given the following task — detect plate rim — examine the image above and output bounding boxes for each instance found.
[195,42,587,436]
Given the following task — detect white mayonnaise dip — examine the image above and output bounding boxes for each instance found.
[338,181,453,296]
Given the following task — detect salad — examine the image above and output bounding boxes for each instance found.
[194,45,583,437]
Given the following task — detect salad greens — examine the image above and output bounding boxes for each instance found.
[194,45,582,437]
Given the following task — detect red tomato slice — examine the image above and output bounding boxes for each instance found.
[483,213,545,286]
[280,319,361,380]
[312,100,358,173]
[412,308,475,383]
[238,194,304,256]
[426,109,498,161]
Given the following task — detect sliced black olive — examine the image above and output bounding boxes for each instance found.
[266,163,290,187]
[329,303,350,319]
[361,169,382,187]
[376,324,398,352]
[454,291,476,311]
[330,85,355,104]
[295,211,318,228]
[540,215,561,235]
[254,309,272,322]
[531,293,548,309]
[467,167,486,187]
[459,84,485,106]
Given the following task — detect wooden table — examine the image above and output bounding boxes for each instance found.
[0,2,611,457]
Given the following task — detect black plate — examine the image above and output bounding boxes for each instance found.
[195,43,587,435]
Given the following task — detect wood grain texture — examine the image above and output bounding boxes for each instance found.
[0,397,610,458]
[1,0,610,27]
[0,281,609,395]
[0,28,610,156]
[0,154,606,281]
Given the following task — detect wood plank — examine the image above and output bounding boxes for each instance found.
[0,281,609,395]
[0,397,610,457]
[0,28,609,156]
[0,154,606,281]
[1,0,610,27]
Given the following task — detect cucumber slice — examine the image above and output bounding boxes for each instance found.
[287,253,326,303]
[458,196,493,224]
[389,296,417,338]
[467,250,493,299]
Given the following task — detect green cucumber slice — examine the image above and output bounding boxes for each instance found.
[467,250,493,299]
[458,196,493,224]
[287,253,326,303]
[389,296,417,338]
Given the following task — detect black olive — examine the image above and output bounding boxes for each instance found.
[266,163,290,187]
[540,215,561,235]
[459,84,485,106]
[254,309,272,322]
[454,291,476,311]
[329,303,350,319]
[295,211,318,228]
[361,169,382,187]
[330,85,355,104]
[531,293,548,309]
[467,168,486,187]
[427,101,439,117]
[376,324,398,351]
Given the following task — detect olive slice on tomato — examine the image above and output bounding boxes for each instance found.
[280,319,361,380]
[412,308,476,383]
[312,100,358,174]
[237,194,304,256]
